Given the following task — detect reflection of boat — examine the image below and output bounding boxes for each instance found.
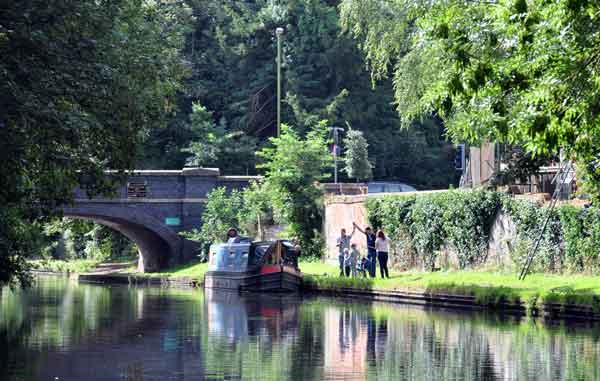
[204,240,303,292]
[205,289,300,342]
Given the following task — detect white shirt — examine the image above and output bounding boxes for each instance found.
[375,237,390,252]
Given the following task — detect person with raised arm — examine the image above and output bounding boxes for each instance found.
[353,222,377,277]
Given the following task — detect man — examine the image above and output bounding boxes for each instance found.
[227,228,241,243]
[353,223,377,277]
[336,227,354,276]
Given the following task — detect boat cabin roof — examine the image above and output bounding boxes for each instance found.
[208,240,297,273]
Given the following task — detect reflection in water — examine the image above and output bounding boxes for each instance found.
[1,277,600,380]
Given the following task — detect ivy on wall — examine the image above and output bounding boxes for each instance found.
[366,190,600,274]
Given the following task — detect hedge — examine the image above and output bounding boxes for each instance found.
[365,190,600,274]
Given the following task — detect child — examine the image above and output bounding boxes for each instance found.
[343,248,352,277]
[356,256,368,277]
[350,243,360,277]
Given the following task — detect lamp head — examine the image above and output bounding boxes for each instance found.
[276,27,284,35]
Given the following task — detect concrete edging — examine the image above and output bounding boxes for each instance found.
[301,284,600,321]
[77,273,201,288]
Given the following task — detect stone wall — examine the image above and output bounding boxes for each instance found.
[486,210,517,268]
[324,195,369,263]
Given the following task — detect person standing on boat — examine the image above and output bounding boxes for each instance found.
[227,228,242,243]
[375,230,391,279]
[336,227,354,276]
[353,223,377,278]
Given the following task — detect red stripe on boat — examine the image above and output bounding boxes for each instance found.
[260,265,282,274]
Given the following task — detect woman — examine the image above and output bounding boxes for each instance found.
[375,230,391,279]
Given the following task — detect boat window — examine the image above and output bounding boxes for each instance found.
[208,243,250,272]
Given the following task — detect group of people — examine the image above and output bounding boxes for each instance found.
[336,223,391,279]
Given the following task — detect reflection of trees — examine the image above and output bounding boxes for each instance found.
[1,277,206,380]
[359,307,600,380]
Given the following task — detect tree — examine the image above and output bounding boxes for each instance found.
[257,122,332,257]
[0,0,187,286]
[340,0,600,195]
[182,187,244,260]
[184,182,273,260]
[182,103,258,174]
[148,0,456,187]
[343,128,372,181]
[240,181,272,241]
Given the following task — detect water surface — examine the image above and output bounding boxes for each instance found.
[1,277,599,380]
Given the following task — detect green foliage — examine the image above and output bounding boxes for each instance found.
[557,205,600,273]
[410,194,446,270]
[502,199,562,272]
[368,190,503,271]
[0,208,38,287]
[182,103,258,174]
[42,219,137,263]
[144,0,456,188]
[30,259,99,274]
[239,181,272,240]
[257,123,332,258]
[183,182,274,260]
[183,187,245,260]
[0,0,187,286]
[441,191,502,269]
[367,189,600,274]
[342,128,372,181]
[341,0,600,195]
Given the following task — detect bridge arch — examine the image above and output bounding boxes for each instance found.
[63,204,182,272]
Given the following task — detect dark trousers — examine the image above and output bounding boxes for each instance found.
[367,251,377,278]
[378,251,389,278]
[345,266,351,277]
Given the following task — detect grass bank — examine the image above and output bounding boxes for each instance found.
[301,261,600,312]
[138,261,209,281]
[30,259,100,274]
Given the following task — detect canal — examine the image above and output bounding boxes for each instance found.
[1,277,599,380]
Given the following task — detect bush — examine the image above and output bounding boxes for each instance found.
[367,190,503,270]
[441,190,502,269]
[504,199,563,273]
[182,187,249,261]
[367,189,600,274]
[557,205,600,273]
[410,194,445,270]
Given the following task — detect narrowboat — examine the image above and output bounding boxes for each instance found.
[204,240,303,292]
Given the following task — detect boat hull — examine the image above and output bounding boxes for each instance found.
[204,268,302,292]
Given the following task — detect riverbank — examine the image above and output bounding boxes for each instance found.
[37,259,600,320]
[301,262,600,320]
[30,259,101,274]
[76,261,209,287]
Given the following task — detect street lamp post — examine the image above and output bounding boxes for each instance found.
[276,27,284,137]
[331,126,345,184]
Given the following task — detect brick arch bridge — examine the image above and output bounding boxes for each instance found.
[63,168,257,272]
